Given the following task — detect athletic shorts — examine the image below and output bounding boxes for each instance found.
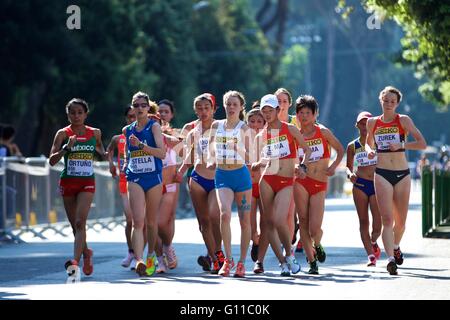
[59,178,95,197]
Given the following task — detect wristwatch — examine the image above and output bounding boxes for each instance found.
[138,141,145,150]
[300,163,308,172]
[62,144,71,152]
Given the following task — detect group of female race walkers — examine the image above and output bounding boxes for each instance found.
[48,85,426,280]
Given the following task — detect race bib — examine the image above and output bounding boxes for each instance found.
[129,150,156,173]
[67,153,94,177]
[262,135,291,159]
[298,138,324,162]
[375,127,401,151]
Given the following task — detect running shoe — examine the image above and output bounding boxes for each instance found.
[286,255,301,274]
[156,255,168,274]
[387,261,398,275]
[145,254,157,276]
[135,260,147,277]
[163,245,177,269]
[218,258,234,277]
[197,255,211,272]
[280,262,290,277]
[233,262,245,278]
[367,254,377,267]
[372,242,381,260]
[253,261,264,274]
[211,259,220,274]
[393,247,404,265]
[308,260,319,275]
[64,259,79,276]
[82,248,93,276]
[121,252,134,268]
[250,243,259,262]
[130,259,137,271]
[295,240,304,253]
[314,244,326,263]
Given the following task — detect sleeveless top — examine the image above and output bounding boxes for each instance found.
[214,120,245,164]
[298,124,331,162]
[61,125,96,179]
[372,114,406,153]
[117,134,126,174]
[162,136,177,168]
[125,120,162,175]
[261,122,297,160]
[351,138,377,167]
[192,122,210,165]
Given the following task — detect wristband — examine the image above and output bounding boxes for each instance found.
[62,144,70,152]
[138,142,145,150]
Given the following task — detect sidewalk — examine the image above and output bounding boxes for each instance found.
[0,195,449,300]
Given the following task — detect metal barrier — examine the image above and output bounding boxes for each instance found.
[422,165,450,237]
[0,156,195,242]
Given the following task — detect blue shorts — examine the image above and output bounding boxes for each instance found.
[354,177,375,197]
[127,172,162,193]
[191,170,215,194]
[215,166,252,193]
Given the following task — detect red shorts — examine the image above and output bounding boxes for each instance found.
[252,182,260,199]
[162,183,177,194]
[119,173,127,194]
[59,178,95,197]
[261,175,294,194]
[295,176,327,196]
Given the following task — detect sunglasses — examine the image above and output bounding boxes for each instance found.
[132,103,149,109]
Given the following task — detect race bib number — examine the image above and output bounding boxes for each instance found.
[375,127,401,151]
[67,153,94,177]
[129,150,156,173]
[262,135,291,159]
[298,138,324,162]
[355,150,377,167]
[199,137,209,155]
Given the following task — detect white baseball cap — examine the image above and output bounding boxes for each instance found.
[260,94,279,109]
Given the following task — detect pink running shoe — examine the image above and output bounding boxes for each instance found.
[367,254,377,267]
[163,245,177,269]
[82,248,93,276]
[372,242,381,260]
[233,262,245,278]
[218,258,235,277]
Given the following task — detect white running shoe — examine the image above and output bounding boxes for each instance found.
[130,259,137,271]
[163,245,177,269]
[121,252,134,268]
[156,256,168,274]
[286,254,301,274]
[280,262,290,277]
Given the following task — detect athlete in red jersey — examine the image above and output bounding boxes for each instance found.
[294,95,344,275]
[49,98,106,281]
[252,94,310,276]
[366,86,426,275]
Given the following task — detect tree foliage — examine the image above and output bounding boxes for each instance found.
[359,0,449,110]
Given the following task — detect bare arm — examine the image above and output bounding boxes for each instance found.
[149,123,167,159]
[206,121,218,169]
[365,118,377,159]
[345,142,357,183]
[106,135,119,177]
[394,115,427,151]
[94,128,107,160]
[289,124,311,166]
[49,130,71,166]
[322,127,344,176]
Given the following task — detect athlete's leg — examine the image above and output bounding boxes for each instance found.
[352,186,372,255]
[273,186,294,256]
[234,189,252,263]
[145,184,163,256]
[393,175,411,246]
[190,180,217,259]
[208,190,222,252]
[369,194,382,243]
[128,182,146,261]
[216,188,235,260]
[294,182,314,262]
[73,192,94,262]
[374,174,395,258]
